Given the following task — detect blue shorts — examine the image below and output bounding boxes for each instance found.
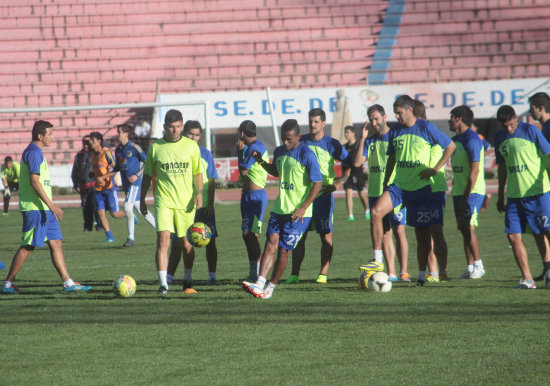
[453,193,484,227]
[505,192,550,234]
[94,189,120,212]
[266,212,312,251]
[241,189,268,234]
[309,192,334,234]
[369,196,406,228]
[430,191,446,225]
[195,207,218,238]
[387,184,433,227]
[21,210,63,247]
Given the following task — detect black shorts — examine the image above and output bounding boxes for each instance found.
[343,173,365,191]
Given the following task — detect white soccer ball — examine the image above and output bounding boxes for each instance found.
[367,272,392,292]
[544,270,550,289]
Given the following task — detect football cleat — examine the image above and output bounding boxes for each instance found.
[1,284,20,294]
[285,274,299,284]
[415,278,426,287]
[399,272,412,282]
[439,272,449,281]
[207,278,220,285]
[183,280,197,293]
[316,274,327,284]
[533,270,547,281]
[459,270,472,279]
[105,237,115,243]
[365,211,371,220]
[359,260,384,272]
[512,279,536,289]
[389,274,399,282]
[347,215,355,221]
[426,275,440,283]
[123,238,135,247]
[64,282,92,292]
[157,285,169,295]
[470,265,485,279]
[241,281,265,297]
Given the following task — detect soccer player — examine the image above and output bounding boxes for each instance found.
[89,131,126,243]
[1,120,92,294]
[241,119,322,299]
[359,95,456,286]
[2,156,20,216]
[495,105,550,289]
[353,105,410,282]
[140,109,203,295]
[449,105,486,279]
[167,120,219,287]
[287,108,351,284]
[342,125,370,221]
[236,120,269,282]
[414,100,448,282]
[114,124,156,247]
[528,91,550,280]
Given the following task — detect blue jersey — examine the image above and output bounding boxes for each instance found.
[115,141,147,190]
[239,139,269,188]
[542,119,550,143]
[198,146,219,207]
[300,134,352,186]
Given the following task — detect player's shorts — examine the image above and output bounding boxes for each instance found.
[452,193,484,227]
[195,207,218,238]
[155,206,195,238]
[6,181,19,193]
[343,172,365,192]
[240,189,268,234]
[266,212,312,251]
[368,196,406,231]
[309,192,334,234]
[386,184,433,228]
[505,192,550,235]
[21,210,63,247]
[94,188,120,212]
[430,190,446,225]
[124,184,140,205]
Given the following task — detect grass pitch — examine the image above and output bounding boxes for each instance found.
[1,196,549,385]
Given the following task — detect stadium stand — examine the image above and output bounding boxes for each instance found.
[0,0,549,163]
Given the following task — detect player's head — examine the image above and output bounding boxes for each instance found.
[163,109,184,142]
[413,100,427,120]
[281,119,301,150]
[239,120,257,144]
[32,120,54,147]
[449,105,474,132]
[393,95,416,127]
[367,104,388,134]
[4,156,13,167]
[344,125,356,141]
[528,92,550,122]
[183,120,202,143]
[117,124,132,144]
[82,135,91,150]
[308,108,326,136]
[89,131,104,152]
[497,105,518,134]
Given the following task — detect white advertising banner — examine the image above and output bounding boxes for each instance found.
[156,78,548,129]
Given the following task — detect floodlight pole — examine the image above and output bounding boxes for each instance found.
[266,87,281,147]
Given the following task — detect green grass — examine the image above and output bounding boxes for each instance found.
[1,197,550,385]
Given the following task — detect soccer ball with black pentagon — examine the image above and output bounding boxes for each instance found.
[367,272,392,292]
[113,275,136,297]
[187,222,212,248]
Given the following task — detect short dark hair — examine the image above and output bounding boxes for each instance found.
[528,92,550,112]
[450,105,474,126]
[184,120,202,132]
[344,125,355,133]
[496,105,516,124]
[367,104,385,118]
[89,131,103,144]
[309,108,326,122]
[239,120,256,137]
[164,109,183,125]
[413,100,427,120]
[281,119,300,136]
[117,123,133,134]
[4,156,12,164]
[32,120,53,141]
[393,95,415,110]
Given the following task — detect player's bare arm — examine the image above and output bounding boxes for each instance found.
[194,172,203,209]
[496,163,507,213]
[253,151,278,177]
[140,174,152,215]
[419,141,456,180]
[30,173,63,220]
[383,154,396,188]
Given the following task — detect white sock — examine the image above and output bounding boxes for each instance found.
[257,276,266,288]
[265,282,276,293]
[366,209,370,214]
[63,278,75,287]
[418,271,426,280]
[374,249,383,263]
[3,280,13,288]
[209,272,216,280]
[429,271,439,279]
[158,271,168,287]
[127,211,135,240]
[474,260,484,269]
[467,264,474,272]
[183,268,193,281]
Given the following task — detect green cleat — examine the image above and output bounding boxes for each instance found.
[316,274,327,284]
[285,274,300,284]
[359,260,384,273]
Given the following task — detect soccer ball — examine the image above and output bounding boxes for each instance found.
[544,270,550,289]
[358,271,374,290]
[367,272,392,292]
[187,222,212,248]
[113,275,136,297]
